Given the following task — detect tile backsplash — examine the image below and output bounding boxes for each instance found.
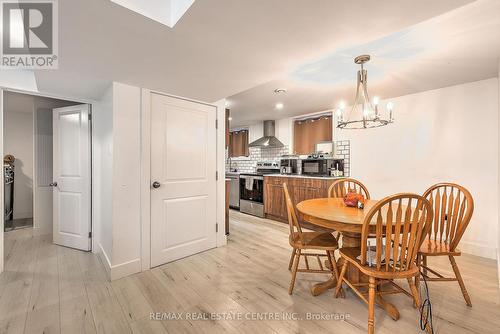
[226,141,350,176]
[334,140,350,177]
[226,146,290,173]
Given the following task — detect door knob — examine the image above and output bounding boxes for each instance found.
[152,181,161,189]
[49,182,58,187]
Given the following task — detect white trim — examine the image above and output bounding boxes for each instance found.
[12,211,33,220]
[97,243,112,277]
[110,258,142,281]
[497,248,500,287]
[215,99,228,246]
[140,89,151,271]
[459,240,497,260]
[97,243,141,280]
[139,90,226,271]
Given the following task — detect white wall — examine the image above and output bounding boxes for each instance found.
[93,84,114,266]
[337,78,499,259]
[110,82,142,275]
[4,108,33,219]
[94,82,142,280]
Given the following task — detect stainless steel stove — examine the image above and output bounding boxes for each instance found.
[239,161,280,217]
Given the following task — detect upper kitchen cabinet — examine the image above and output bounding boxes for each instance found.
[229,129,249,157]
[293,115,332,155]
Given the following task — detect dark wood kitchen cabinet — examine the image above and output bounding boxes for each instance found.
[264,182,287,221]
[263,176,336,223]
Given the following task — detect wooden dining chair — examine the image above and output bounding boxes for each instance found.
[417,183,474,306]
[328,178,371,200]
[335,193,433,334]
[329,178,373,240]
[283,183,341,295]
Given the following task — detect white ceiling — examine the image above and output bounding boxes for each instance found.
[3,91,80,114]
[2,0,475,105]
[228,0,500,126]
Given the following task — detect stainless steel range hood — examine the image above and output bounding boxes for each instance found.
[248,120,284,148]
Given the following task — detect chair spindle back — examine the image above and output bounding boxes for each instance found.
[283,183,302,238]
[328,178,370,200]
[422,183,474,251]
[360,193,433,272]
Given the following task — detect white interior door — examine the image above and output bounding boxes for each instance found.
[150,94,217,267]
[52,104,91,251]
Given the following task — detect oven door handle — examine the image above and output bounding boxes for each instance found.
[241,175,264,180]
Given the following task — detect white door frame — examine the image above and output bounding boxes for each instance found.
[140,89,227,271]
[0,87,96,274]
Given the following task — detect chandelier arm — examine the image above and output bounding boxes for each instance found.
[349,70,363,119]
[361,70,374,110]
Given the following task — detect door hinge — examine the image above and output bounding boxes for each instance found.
[88,113,92,121]
[216,223,219,233]
[215,119,218,129]
[216,171,218,180]
[88,231,92,238]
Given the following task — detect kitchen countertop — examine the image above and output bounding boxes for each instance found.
[262,174,345,180]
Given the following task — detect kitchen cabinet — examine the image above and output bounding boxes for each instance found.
[264,176,335,223]
[229,130,249,157]
[264,182,287,221]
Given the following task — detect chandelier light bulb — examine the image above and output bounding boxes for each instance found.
[339,101,346,110]
[387,102,394,111]
[363,108,369,117]
[373,96,380,106]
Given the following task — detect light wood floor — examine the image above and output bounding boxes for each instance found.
[1,211,499,334]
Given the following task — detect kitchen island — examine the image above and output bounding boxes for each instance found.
[263,174,344,223]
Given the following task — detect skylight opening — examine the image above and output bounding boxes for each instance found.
[110,0,195,28]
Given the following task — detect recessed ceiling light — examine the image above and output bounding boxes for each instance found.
[275,103,284,110]
[274,88,287,94]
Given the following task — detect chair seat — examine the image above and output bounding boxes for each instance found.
[419,239,461,256]
[290,232,338,250]
[339,247,419,279]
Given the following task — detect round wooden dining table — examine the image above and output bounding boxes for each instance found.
[296,197,401,320]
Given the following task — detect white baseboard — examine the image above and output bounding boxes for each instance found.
[497,248,500,288]
[13,212,33,220]
[96,243,141,280]
[109,258,141,280]
[459,240,497,259]
[97,243,112,279]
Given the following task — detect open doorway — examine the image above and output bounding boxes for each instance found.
[3,91,91,250]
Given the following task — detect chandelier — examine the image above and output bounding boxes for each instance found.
[336,55,394,129]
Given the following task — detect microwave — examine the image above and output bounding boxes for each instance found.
[301,158,344,176]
